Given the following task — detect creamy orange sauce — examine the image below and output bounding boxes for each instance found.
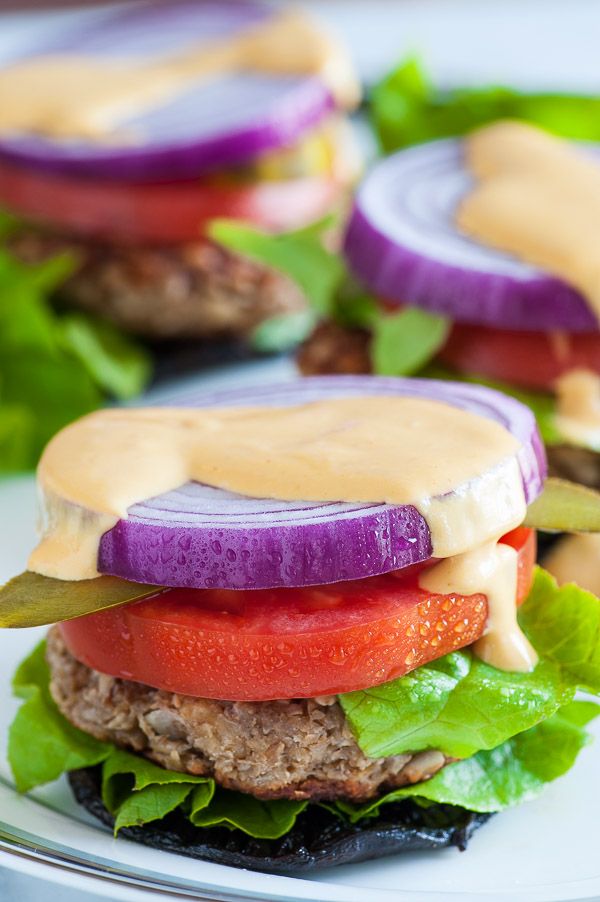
[29,395,531,671]
[0,9,359,142]
[31,396,524,572]
[419,541,537,672]
[544,533,600,597]
[458,121,600,323]
[555,369,600,450]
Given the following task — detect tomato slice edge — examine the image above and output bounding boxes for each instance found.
[59,528,536,701]
[439,323,600,391]
[0,159,342,244]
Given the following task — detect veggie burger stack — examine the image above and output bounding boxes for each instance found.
[300,121,600,488]
[0,1,359,342]
[4,376,600,871]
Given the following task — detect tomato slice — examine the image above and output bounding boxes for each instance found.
[60,528,535,702]
[0,159,341,244]
[439,323,600,391]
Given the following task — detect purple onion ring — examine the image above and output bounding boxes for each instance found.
[0,1,335,181]
[345,139,598,333]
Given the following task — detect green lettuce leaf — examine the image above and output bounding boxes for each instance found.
[58,313,150,401]
[370,57,600,154]
[188,787,307,839]
[371,308,450,376]
[102,748,212,806]
[8,641,111,792]
[0,405,34,471]
[0,235,151,472]
[0,348,102,469]
[208,217,344,316]
[102,749,212,833]
[340,568,600,760]
[337,701,599,817]
[519,568,600,693]
[340,651,572,759]
[113,783,194,833]
[102,752,306,839]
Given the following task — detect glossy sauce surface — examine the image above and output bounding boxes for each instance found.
[458,120,600,322]
[30,395,524,579]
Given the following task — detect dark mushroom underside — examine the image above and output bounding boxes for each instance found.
[69,766,491,873]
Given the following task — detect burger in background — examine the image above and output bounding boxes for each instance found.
[297,60,600,489]
[0,1,361,346]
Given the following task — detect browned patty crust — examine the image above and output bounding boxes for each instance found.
[47,627,450,802]
[297,320,370,377]
[299,322,600,488]
[9,230,305,340]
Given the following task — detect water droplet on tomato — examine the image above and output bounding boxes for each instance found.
[328,648,348,665]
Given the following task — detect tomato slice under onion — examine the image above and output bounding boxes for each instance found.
[439,323,600,392]
[0,159,341,244]
[60,528,535,702]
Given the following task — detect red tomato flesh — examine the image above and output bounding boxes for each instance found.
[0,159,340,245]
[60,527,535,701]
[439,322,600,391]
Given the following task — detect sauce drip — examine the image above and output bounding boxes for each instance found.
[419,541,537,672]
[0,9,359,142]
[555,369,600,450]
[457,120,600,323]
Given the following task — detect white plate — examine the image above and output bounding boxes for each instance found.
[2,360,600,901]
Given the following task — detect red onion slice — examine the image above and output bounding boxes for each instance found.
[0,1,334,181]
[345,139,598,333]
[97,376,546,590]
